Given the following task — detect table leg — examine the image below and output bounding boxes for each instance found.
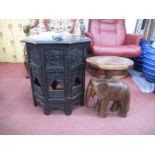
[104,70,120,112]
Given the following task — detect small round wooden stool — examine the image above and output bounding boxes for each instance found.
[86,56,134,78]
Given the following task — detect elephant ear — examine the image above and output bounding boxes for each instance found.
[97,83,109,99]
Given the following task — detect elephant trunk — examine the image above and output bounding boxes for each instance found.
[85,80,95,107]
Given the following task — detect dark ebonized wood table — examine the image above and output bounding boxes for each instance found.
[23,36,90,115]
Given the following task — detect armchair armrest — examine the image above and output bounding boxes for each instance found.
[85,32,94,49]
[125,34,144,45]
[23,19,39,35]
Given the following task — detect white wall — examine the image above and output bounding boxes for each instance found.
[83,19,89,32]
[84,19,137,34]
[125,19,137,33]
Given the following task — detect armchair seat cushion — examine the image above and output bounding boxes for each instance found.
[92,45,141,58]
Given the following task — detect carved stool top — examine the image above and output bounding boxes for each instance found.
[87,56,134,70]
[86,56,134,78]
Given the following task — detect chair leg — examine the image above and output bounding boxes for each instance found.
[24,61,29,79]
[24,46,29,79]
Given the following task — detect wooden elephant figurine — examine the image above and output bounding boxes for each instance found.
[85,77,130,118]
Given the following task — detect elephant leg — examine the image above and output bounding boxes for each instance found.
[117,101,127,118]
[119,89,130,118]
[94,99,100,111]
[98,100,108,118]
[110,100,119,112]
[117,100,122,117]
[117,108,122,117]
[126,89,130,113]
[121,94,129,118]
[122,101,128,118]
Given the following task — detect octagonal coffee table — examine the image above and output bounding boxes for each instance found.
[86,56,134,78]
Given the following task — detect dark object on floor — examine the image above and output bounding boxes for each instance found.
[85,77,130,118]
[23,36,90,115]
[133,40,150,72]
[143,44,155,82]
[134,40,155,82]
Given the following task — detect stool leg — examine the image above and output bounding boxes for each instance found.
[94,99,100,111]
[117,101,126,118]
[104,70,112,79]
[98,100,108,118]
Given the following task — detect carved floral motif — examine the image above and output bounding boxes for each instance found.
[30,48,39,65]
[45,49,64,67]
[70,48,83,66]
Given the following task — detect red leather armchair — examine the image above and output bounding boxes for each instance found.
[85,19,144,58]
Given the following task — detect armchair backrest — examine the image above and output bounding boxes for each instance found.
[88,19,126,46]
[26,19,83,36]
[43,19,80,34]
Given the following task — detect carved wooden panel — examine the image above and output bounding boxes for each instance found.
[31,68,42,96]
[71,69,83,85]
[29,47,40,65]
[71,69,83,97]
[45,49,64,67]
[47,72,64,87]
[70,47,83,67]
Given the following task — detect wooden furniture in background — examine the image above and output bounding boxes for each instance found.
[134,19,155,41]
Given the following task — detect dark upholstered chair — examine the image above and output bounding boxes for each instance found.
[85,19,144,58]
